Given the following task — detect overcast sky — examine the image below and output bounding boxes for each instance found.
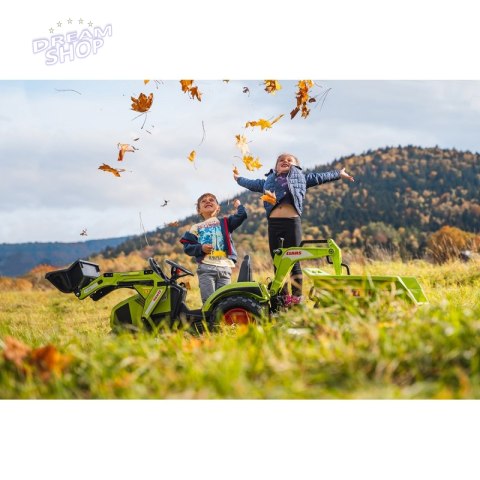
[1,79,479,244]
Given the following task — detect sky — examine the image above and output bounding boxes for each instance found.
[1,79,480,244]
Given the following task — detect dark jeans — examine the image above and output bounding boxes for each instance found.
[268,217,303,297]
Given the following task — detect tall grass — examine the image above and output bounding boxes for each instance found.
[1,260,479,399]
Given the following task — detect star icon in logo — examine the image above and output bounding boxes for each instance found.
[88,21,93,27]
[57,21,62,27]
[49,27,54,33]
[67,18,73,24]
[78,18,84,24]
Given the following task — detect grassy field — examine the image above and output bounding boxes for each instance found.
[1,259,479,399]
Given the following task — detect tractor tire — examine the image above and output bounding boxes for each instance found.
[211,296,265,329]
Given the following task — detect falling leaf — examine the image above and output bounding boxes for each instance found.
[168,221,180,227]
[99,163,126,177]
[264,80,282,94]
[242,87,250,96]
[80,228,88,236]
[133,137,140,141]
[180,80,202,101]
[180,80,194,92]
[242,155,262,171]
[235,134,250,155]
[223,80,230,83]
[131,92,154,112]
[144,80,150,84]
[161,200,169,207]
[261,190,277,205]
[245,114,284,130]
[233,166,239,175]
[291,80,314,119]
[188,150,196,162]
[117,143,136,161]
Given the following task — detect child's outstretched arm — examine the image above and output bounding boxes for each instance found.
[305,167,354,188]
[234,172,266,193]
[227,199,247,232]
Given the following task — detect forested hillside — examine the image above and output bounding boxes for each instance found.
[103,146,480,262]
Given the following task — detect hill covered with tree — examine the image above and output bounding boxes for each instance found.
[102,146,480,263]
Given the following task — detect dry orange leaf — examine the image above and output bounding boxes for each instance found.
[233,166,239,175]
[180,80,202,101]
[2,336,71,381]
[264,80,282,94]
[188,150,196,162]
[131,92,153,113]
[144,80,150,84]
[242,155,262,171]
[168,221,180,227]
[291,80,314,119]
[261,189,277,205]
[117,143,135,161]
[99,163,126,177]
[235,134,250,155]
[245,114,284,130]
[180,80,194,92]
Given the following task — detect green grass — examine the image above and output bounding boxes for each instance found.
[1,260,479,399]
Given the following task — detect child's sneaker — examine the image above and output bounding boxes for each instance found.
[282,294,293,307]
[291,295,303,305]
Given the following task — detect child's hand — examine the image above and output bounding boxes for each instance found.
[202,244,214,254]
[339,167,355,182]
[233,199,241,208]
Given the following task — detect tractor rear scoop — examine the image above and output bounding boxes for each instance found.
[303,268,428,306]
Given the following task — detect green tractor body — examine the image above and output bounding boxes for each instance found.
[45,238,428,331]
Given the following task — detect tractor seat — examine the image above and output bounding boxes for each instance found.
[237,255,252,282]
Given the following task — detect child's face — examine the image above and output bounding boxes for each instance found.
[276,155,297,174]
[198,195,219,218]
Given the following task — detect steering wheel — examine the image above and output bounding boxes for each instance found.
[148,257,168,280]
[165,259,193,277]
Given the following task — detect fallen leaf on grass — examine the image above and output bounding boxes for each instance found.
[2,336,71,381]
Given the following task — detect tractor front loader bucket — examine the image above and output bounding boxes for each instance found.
[45,260,101,294]
[303,268,428,306]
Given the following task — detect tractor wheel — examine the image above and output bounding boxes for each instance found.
[211,296,265,328]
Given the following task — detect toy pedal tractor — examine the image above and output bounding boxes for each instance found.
[45,238,427,332]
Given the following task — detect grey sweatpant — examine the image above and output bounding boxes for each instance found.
[197,263,232,303]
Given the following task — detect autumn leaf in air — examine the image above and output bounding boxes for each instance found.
[188,150,196,162]
[168,221,180,227]
[233,166,239,175]
[261,190,277,205]
[99,163,126,177]
[180,80,202,101]
[144,80,150,84]
[131,92,154,112]
[242,155,262,171]
[245,114,284,130]
[117,143,136,161]
[235,134,250,156]
[291,80,314,119]
[264,80,282,94]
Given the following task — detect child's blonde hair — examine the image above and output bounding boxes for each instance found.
[275,153,300,169]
